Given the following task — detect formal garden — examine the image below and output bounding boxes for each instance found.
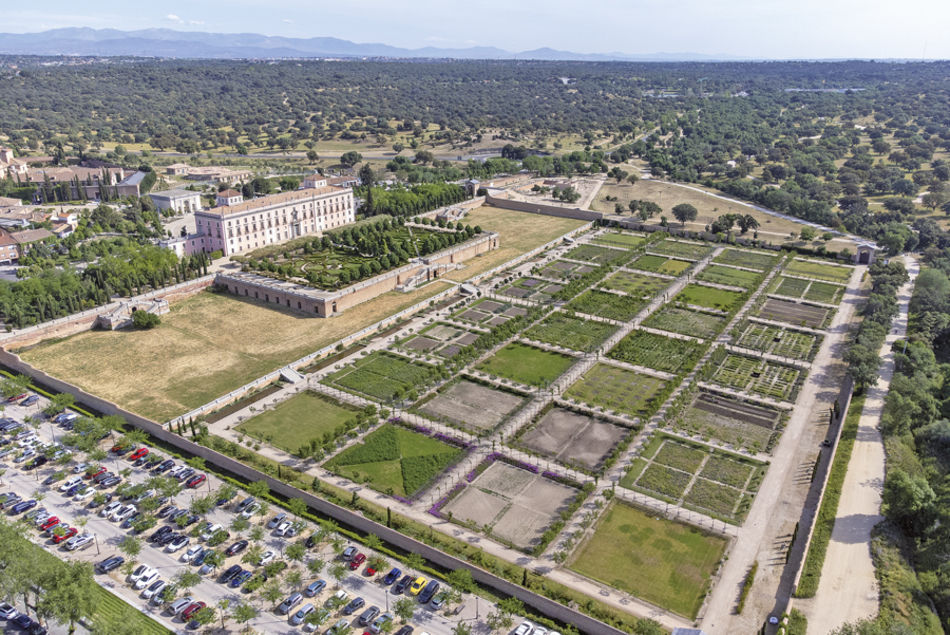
[475,341,577,387]
[323,351,445,403]
[523,311,618,352]
[647,238,713,261]
[629,254,692,276]
[608,329,707,374]
[564,363,670,419]
[712,248,780,271]
[704,351,803,402]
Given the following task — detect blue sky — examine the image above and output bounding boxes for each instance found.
[5,0,949,59]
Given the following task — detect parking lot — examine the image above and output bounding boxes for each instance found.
[0,390,490,634]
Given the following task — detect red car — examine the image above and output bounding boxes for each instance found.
[363,563,377,577]
[39,517,61,531]
[6,393,26,403]
[349,553,366,570]
[181,601,206,621]
[85,466,107,480]
[127,448,149,461]
[52,527,78,544]
[185,474,206,489]
[109,443,130,455]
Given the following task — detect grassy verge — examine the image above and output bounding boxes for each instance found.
[795,393,865,597]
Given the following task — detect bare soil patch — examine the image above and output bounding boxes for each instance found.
[418,380,525,433]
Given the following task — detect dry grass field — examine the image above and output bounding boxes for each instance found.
[591,180,856,251]
[445,205,587,281]
[19,283,451,422]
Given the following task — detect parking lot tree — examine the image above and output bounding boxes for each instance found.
[452,623,472,635]
[175,513,191,529]
[285,569,303,588]
[91,492,107,507]
[242,544,264,566]
[394,597,416,623]
[285,542,306,563]
[192,606,216,629]
[189,494,216,516]
[43,392,75,417]
[37,560,97,634]
[329,563,348,587]
[118,535,141,562]
[307,557,325,575]
[486,607,514,632]
[367,554,388,573]
[1,374,31,399]
[249,525,265,543]
[330,535,345,553]
[149,475,182,499]
[203,550,225,572]
[159,584,178,604]
[121,428,148,448]
[131,515,157,533]
[231,516,250,532]
[232,602,257,628]
[215,483,237,503]
[262,581,284,607]
[89,448,107,462]
[175,570,202,594]
[255,501,270,524]
[216,598,231,629]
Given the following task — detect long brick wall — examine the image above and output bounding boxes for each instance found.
[484,193,604,222]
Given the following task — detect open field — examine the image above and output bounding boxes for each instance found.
[770,275,845,304]
[565,289,647,321]
[713,248,780,271]
[524,312,617,352]
[756,297,831,329]
[591,231,646,249]
[417,379,526,433]
[643,306,728,339]
[622,433,766,522]
[518,407,628,471]
[569,501,727,618]
[564,244,630,265]
[629,254,691,276]
[19,284,451,421]
[444,460,579,550]
[236,391,360,456]
[648,239,713,261]
[735,321,821,360]
[608,329,707,373]
[565,363,668,418]
[476,342,576,387]
[783,259,853,283]
[324,351,438,402]
[445,205,586,281]
[600,270,669,298]
[673,284,746,312]
[589,180,856,251]
[675,391,783,454]
[324,424,463,498]
[707,353,802,402]
[697,265,762,289]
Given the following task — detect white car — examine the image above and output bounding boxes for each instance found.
[239,502,260,519]
[65,533,94,551]
[0,602,17,619]
[59,476,83,491]
[14,449,35,463]
[532,628,549,635]
[112,504,137,522]
[128,564,155,584]
[74,487,96,502]
[200,523,222,542]
[100,501,122,517]
[181,545,203,562]
[166,535,190,553]
[141,579,166,600]
[514,621,534,635]
[72,462,90,473]
[273,521,291,536]
[134,570,161,590]
[258,550,277,566]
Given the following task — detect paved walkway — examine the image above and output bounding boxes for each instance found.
[802,255,919,633]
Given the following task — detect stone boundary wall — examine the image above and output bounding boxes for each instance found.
[0,275,216,349]
[0,348,627,635]
[484,193,604,222]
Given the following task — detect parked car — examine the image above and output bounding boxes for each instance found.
[325,590,347,608]
[165,535,190,553]
[417,580,440,604]
[185,474,206,488]
[181,545,203,562]
[348,552,366,570]
[127,448,149,461]
[20,395,39,407]
[180,601,206,621]
[277,592,303,615]
[230,570,253,588]
[141,579,167,600]
[219,565,243,584]
[341,545,358,561]
[65,533,94,551]
[513,621,534,635]
[52,527,78,545]
[393,575,413,595]
[239,501,260,519]
[200,523,223,542]
[304,579,326,597]
[267,513,287,529]
[225,540,249,556]
[85,466,107,480]
[134,570,161,590]
[9,499,37,515]
[11,614,33,630]
[342,596,365,615]
[258,550,277,566]
[6,393,27,403]
[383,568,402,586]
[273,521,292,536]
[409,577,427,596]
[167,597,195,616]
[359,606,381,626]
[95,556,125,574]
[290,603,316,626]
[38,517,61,532]
[0,602,18,619]
[157,505,177,519]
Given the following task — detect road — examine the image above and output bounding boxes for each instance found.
[803,255,919,633]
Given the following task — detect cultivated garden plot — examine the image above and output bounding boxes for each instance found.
[608,329,707,374]
[629,254,692,276]
[770,275,845,305]
[600,270,670,299]
[499,277,564,303]
[674,391,783,455]
[591,231,646,250]
[706,352,802,402]
[712,248,780,272]
[236,390,361,457]
[323,351,440,402]
[516,407,629,471]
[476,341,576,387]
[443,461,579,550]
[453,297,528,327]
[563,243,631,266]
[323,423,464,498]
[396,322,482,358]
[648,238,713,261]
[734,320,822,361]
[565,363,669,419]
[524,312,618,352]
[537,259,597,281]
[783,258,853,284]
[672,284,747,313]
[643,305,729,339]
[756,297,831,329]
[417,379,526,434]
[621,433,766,523]
[564,289,648,322]
[696,264,763,290]
[569,501,727,619]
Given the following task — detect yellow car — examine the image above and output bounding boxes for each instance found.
[409,576,427,596]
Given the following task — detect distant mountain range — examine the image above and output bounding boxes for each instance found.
[0,28,736,61]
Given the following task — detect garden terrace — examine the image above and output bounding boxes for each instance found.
[628,254,692,276]
[562,243,631,266]
[607,329,707,374]
[235,390,362,457]
[712,248,780,272]
[565,362,670,419]
[647,239,713,261]
[591,231,646,250]
[523,312,618,353]
[673,391,783,454]
[452,298,528,326]
[499,277,564,303]
[783,258,853,284]
[569,501,727,619]
[599,270,670,299]
[396,322,482,359]
[564,289,648,322]
[475,342,576,387]
[515,406,630,472]
[323,351,443,403]
[536,259,597,281]
[734,320,822,361]
[696,265,763,290]
[323,423,464,498]
[672,284,747,313]
[756,297,831,329]
[642,305,729,339]
[237,216,480,291]
[770,275,845,304]
[705,351,803,402]
[621,433,767,524]
[416,379,527,434]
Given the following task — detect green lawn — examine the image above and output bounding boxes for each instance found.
[649,239,712,260]
[630,254,692,276]
[524,312,617,352]
[600,270,669,298]
[324,424,463,497]
[324,352,437,402]
[608,330,707,373]
[784,259,853,283]
[673,284,746,312]
[713,248,780,271]
[564,244,630,265]
[565,363,669,418]
[696,265,763,289]
[477,342,576,386]
[591,231,646,249]
[236,391,361,456]
[570,502,727,618]
[565,289,647,321]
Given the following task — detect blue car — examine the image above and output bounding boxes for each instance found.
[66,484,84,497]
[20,395,39,407]
[9,500,37,515]
[230,570,253,588]
[383,568,402,586]
[12,613,32,629]
[192,548,212,566]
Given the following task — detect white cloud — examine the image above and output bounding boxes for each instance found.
[166,14,183,23]
[282,18,292,23]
